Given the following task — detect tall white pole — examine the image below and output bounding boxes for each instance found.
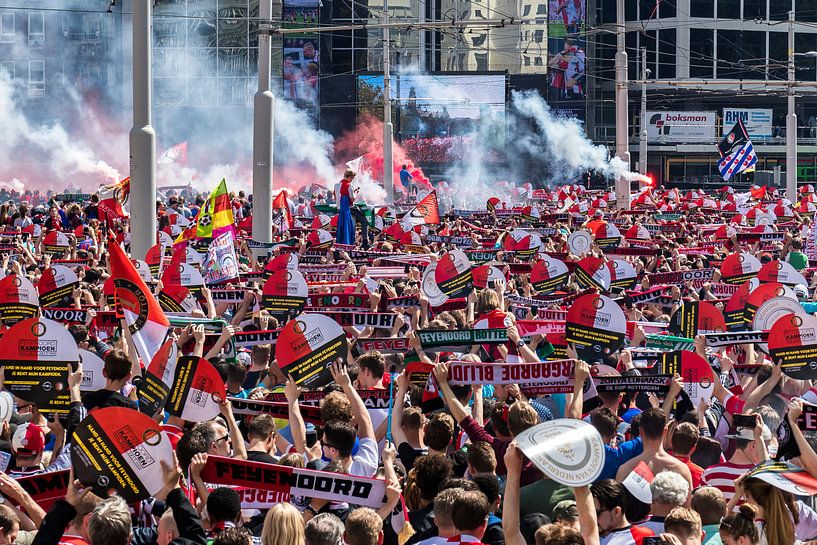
[639,46,647,176]
[253,0,275,248]
[787,10,797,202]
[614,0,631,209]
[383,2,395,203]
[130,0,157,259]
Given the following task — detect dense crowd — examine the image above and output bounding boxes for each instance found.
[0,178,813,545]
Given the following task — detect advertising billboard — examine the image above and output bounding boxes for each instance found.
[647,111,717,143]
[282,0,319,110]
[722,108,773,139]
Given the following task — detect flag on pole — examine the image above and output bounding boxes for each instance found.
[196,179,234,240]
[399,191,441,229]
[109,237,170,366]
[346,156,365,174]
[273,190,293,231]
[718,141,758,181]
[158,142,189,165]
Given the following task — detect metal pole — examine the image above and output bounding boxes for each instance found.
[129,0,157,259]
[614,0,630,209]
[639,46,647,177]
[253,0,275,249]
[787,10,798,202]
[383,4,395,203]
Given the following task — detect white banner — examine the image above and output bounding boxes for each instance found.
[723,108,773,139]
[647,111,716,142]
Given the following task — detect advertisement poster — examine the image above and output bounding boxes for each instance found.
[547,0,586,120]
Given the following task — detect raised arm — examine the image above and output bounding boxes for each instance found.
[330,361,375,440]
[502,442,526,545]
[285,375,307,454]
[566,359,590,420]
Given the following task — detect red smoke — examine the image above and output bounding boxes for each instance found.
[334,115,431,195]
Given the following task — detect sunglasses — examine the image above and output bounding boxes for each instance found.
[213,434,231,445]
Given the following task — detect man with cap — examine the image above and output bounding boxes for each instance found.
[701,413,770,502]
[552,500,579,532]
[8,422,47,478]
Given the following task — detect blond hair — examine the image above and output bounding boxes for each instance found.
[261,503,305,545]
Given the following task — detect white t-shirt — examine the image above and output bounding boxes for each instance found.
[348,437,379,477]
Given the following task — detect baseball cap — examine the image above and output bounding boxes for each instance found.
[552,500,578,521]
[12,422,46,457]
[726,424,771,442]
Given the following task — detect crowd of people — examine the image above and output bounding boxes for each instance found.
[0,178,814,545]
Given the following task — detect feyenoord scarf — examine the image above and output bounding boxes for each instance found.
[200,456,390,509]
[417,328,507,352]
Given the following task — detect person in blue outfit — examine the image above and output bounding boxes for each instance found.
[336,169,356,245]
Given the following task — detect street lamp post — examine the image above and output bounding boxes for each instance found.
[787,10,797,202]
[129,0,157,259]
[253,0,275,249]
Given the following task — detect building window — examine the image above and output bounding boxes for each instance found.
[717,0,740,18]
[534,56,543,65]
[534,29,543,43]
[658,28,676,78]
[536,4,546,14]
[690,28,714,78]
[625,0,637,20]
[770,0,792,20]
[690,0,714,17]
[0,13,13,43]
[28,60,44,97]
[797,0,817,22]
[524,55,530,66]
[769,31,787,80]
[0,61,13,78]
[474,52,488,70]
[660,1,675,17]
[744,0,767,19]
[28,12,44,47]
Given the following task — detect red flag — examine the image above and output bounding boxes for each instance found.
[273,190,293,231]
[751,185,767,200]
[108,238,169,366]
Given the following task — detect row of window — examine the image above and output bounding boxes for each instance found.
[0,12,44,47]
[598,0,814,22]
[0,60,44,97]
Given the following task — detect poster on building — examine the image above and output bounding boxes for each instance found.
[547,0,586,120]
[282,0,320,110]
[646,111,717,143]
[722,109,773,139]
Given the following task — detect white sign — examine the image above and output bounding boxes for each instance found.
[723,108,773,139]
[647,111,716,143]
[514,419,605,486]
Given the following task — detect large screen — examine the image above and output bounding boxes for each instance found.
[357,73,506,163]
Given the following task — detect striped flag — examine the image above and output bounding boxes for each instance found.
[196,179,234,240]
[718,140,757,181]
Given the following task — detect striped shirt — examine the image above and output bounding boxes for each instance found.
[600,525,654,545]
[701,461,755,501]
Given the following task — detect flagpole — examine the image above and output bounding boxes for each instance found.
[130,0,157,259]
[253,0,275,253]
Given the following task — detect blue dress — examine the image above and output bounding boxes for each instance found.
[336,179,355,245]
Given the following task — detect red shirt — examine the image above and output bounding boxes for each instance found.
[340,178,352,198]
[674,455,704,488]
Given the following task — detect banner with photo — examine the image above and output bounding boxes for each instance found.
[547,0,586,120]
[282,0,320,111]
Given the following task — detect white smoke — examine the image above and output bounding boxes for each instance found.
[273,96,337,184]
[0,70,122,186]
